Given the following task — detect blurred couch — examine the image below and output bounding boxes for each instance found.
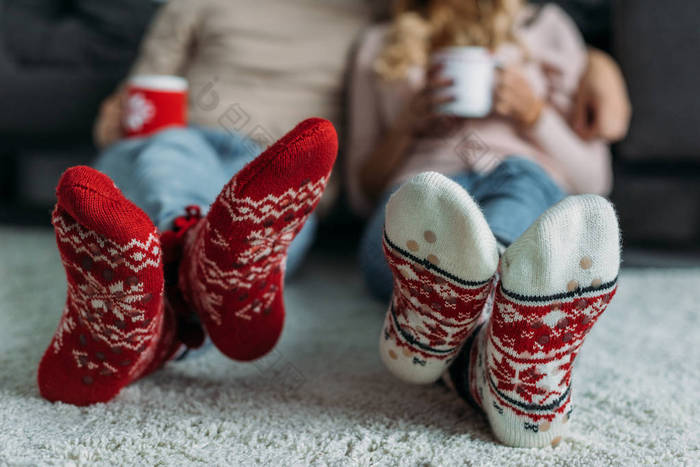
[0,0,159,217]
[610,0,700,247]
[1,0,699,247]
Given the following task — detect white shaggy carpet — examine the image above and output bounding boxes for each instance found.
[1,227,699,465]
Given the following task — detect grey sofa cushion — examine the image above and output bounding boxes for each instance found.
[613,0,700,161]
[1,0,158,69]
[613,170,700,245]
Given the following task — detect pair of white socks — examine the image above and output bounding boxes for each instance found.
[379,172,620,447]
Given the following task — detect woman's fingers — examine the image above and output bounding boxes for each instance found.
[494,99,512,116]
[412,81,455,113]
[493,85,516,117]
[426,62,445,81]
[572,91,596,140]
[431,93,456,108]
[426,76,455,94]
[93,91,126,148]
[425,74,456,111]
[494,86,512,106]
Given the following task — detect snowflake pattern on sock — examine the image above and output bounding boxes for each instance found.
[177,117,337,362]
[48,208,163,382]
[183,176,327,327]
[381,231,494,367]
[471,279,617,430]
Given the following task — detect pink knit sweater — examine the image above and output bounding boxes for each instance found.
[345,4,612,216]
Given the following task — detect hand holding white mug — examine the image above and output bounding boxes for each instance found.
[399,62,460,135]
[432,46,497,118]
[493,66,544,128]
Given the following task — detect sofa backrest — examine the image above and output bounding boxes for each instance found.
[613,0,700,161]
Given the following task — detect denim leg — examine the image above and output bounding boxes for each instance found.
[94,128,230,230]
[199,126,260,177]
[358,189,395,303]
[469,157,565,246]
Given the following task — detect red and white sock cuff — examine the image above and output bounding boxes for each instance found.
[379,172,499,384]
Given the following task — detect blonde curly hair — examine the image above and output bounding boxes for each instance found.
[375,0,524,80]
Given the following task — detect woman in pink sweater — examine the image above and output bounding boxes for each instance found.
[350,0,618,300]
[349,0,626,447]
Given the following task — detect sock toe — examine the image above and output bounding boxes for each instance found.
[56,166,154,244]
[501,194,620,296]
[233,118,338,201]
[384,171,499,282]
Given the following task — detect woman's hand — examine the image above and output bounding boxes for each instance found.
[359,63,461,201]
[572,49,631,142]
[93,90,126,149]
[400,63,460,136]
[493,66,544,128]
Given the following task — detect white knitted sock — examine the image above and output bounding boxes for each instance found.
[379,172,499,384]
[468,195,620,447]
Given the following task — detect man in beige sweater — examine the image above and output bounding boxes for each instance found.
[90,0,369,272]
[96,0,370,147]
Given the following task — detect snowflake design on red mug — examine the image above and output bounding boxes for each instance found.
[124,93,155,132]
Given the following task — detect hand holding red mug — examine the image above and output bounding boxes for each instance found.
[123,75,188,138]
[94,91,126,149]
[94,75,188,148]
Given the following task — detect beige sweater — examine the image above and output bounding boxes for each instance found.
[131,0,370,142]
[346,4,612,216]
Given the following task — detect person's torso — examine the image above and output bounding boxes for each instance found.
[184,0,371,139]
[370,4,586,183]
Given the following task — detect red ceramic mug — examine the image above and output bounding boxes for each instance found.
[123,75,188,138]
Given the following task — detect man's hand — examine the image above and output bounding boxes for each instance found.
[572,49,631,142]
[494,66,544,128]
[93,91,126,149]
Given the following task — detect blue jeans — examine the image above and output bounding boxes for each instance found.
[359,157,565,301]
[94,126,317,276]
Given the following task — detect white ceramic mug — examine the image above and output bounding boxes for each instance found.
[432,47,496,118]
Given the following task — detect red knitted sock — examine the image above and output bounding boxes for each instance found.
[179,118,338,361]
[38,166,166,406]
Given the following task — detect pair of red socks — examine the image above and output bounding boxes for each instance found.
[38,118,338,406]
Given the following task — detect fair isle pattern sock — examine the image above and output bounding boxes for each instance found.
[468,195,620,447]
[380,172,500,384]
[38,167,165,406]
[179,118,338,361]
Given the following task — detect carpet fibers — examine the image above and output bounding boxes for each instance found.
[1,227,698,465]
